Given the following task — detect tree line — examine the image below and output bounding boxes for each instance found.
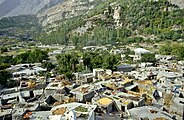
[55,51,121,80]
[0,49,48,87]
[37,0,183,46]
[159,43,184,60]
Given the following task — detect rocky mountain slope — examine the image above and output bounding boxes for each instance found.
[170,0,184,9]
[0,0,105,26]
[0,0,64,18]
[0,0,183,26]
[37,0,105,26]
[0,0,183,45]
[38,0,184,45]
[37,0,184,26]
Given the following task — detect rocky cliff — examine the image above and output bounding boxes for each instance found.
[37,0,102,26]
[0,0,63,18]
[0,0,183,26]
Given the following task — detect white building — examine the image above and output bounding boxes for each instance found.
[133,48,150,61]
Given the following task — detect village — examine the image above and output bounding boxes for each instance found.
[0,43,184,120]
[0,0,184,119]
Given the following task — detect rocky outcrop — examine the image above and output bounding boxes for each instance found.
[170,0,184,8]
[0,0,183,26]
[37,0,98,26]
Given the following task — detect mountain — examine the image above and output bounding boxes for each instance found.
[0,0,64,18]
[0,0,103,38]
[37,0,184,45]
[0,0,104,26]
[38,0,184,26]
[0,0,183,26]
[0,0,183,45]
[37,0,106,26]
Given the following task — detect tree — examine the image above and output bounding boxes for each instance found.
[42,62,55,71]
[70,53,79,72]
[171,44,184,60]
[13,52,30,64]
[13,49,48,64]
[6,79,19,88]
[103,54,121,72]
[0,55,13,64]
[0,63,10,70]
[71,35,79,46]
[177,46,184,60]
[0,56,13,70]
[1,47,8,53]
[91,54,104,69]
[65,72,74,81]
[83,52,93,70]
[159,44,172,55]
[0,70,11,86]
[27,49,48,63]
[82,51,121,72]
[56,53,80,79]
[141,53,156,63]
[159,43,184,60]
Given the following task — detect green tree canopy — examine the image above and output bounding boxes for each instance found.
[1,47,8,53]
[141,53,156,63]
[13,49,48,64]
[159,43,184,60]
[0,70,11,87]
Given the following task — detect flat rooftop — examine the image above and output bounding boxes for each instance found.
[97,97,113,106]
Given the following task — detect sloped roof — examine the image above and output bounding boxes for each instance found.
[134,48,150,54]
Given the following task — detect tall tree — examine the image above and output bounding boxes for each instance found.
[103,54,121,72]
[0,70,11,87]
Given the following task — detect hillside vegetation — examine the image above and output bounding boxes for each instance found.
[38,0,184,46]
[0,15,41,38]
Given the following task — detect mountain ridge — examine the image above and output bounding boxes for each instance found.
[0,0,183,46]
[0,0,64,18]
[38,0,184,45]
[0,0,183,26]
[37,0,105,26]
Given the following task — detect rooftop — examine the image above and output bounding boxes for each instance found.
[134,48,150,54]
[97,97,113,106]
[128,106,173,120]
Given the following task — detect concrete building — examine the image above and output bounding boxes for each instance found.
[93,69,105,79]
[50,102,97,120]
[133,48,150,61]
[93,97,119,114]
[127,106,176,120]
[71,84,95,102]
[74,73,93,84]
